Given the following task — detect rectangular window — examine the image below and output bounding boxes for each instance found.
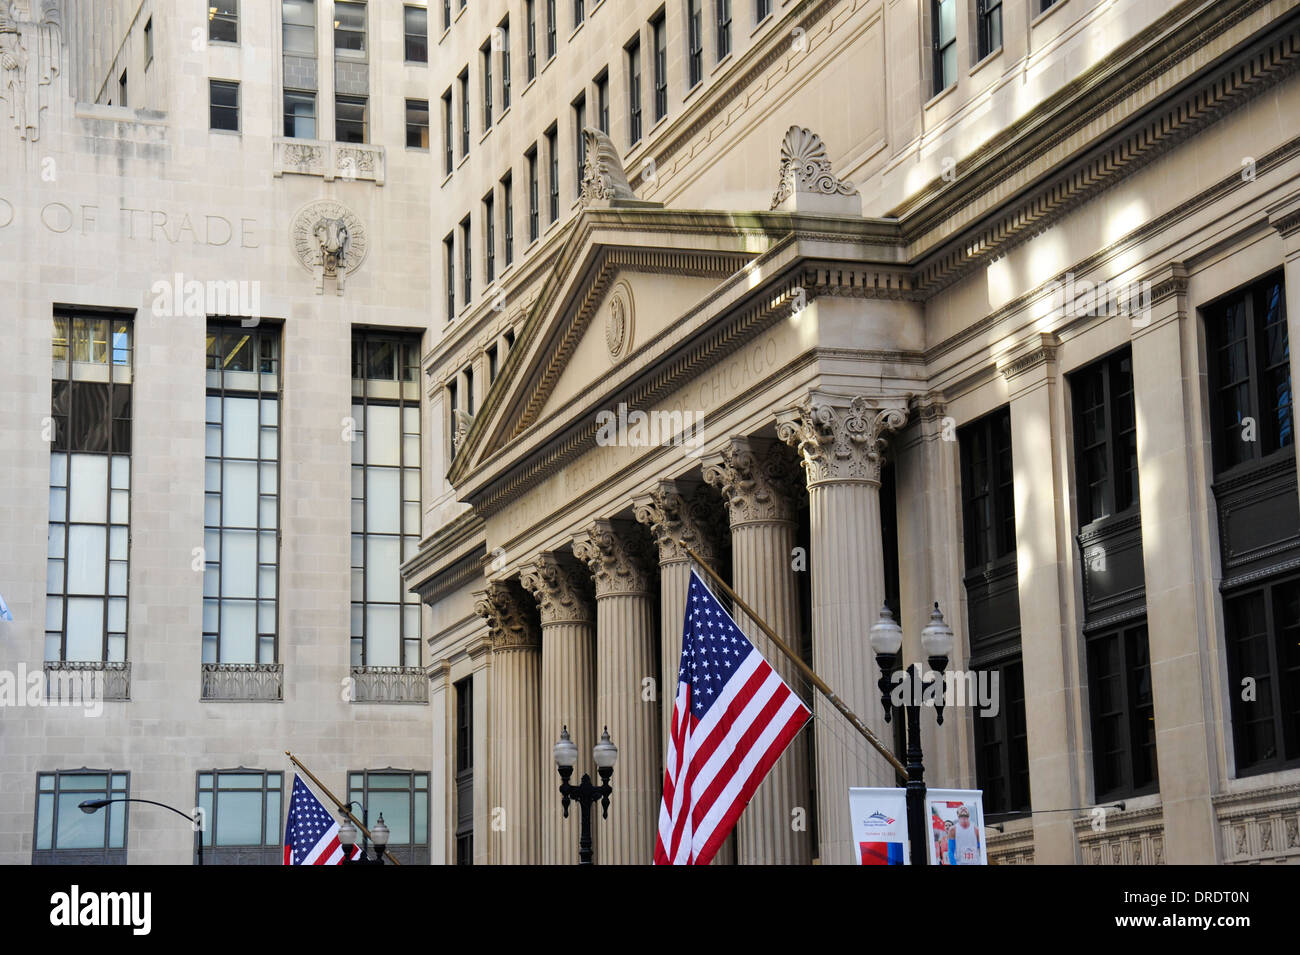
[546,0,557,60]
[196,770,283,862]
[350,332,422,670]
[460,215,472,305]
[283,90,316,138]
[755,0,771,21]
[526,0,538,81]
[502,173,514,267]
[347,771,430,864]
[976,0,1002,60]
[444,233,456,318]
[282,0,316,54]
[48,314,132,667]
[652,12,667,122]
[715,0,731,61]
[481,42,493,130]
[687,0,702,87]
[488,343,500,383]
[463,365,476,416]
[972,661,1031,815]
[960,407,1016,571]
[444,0,452,31]
[500,18,512,110]
[404,5,428,62]
[484,190,496,284]
[335,94,367,143]
[1205,271,1291,475]
[118,70,128,108]
[209,0,238,43]
[595,70,609,134]
[406,98,429,149]
[932,0,957,95]
[527,146,540,242]
[143,17,153,66]
[1225,577,1300,774]
[441,89,454,172]
[454,677,474,865]
[574,0,585,28]
[209,80,240,131]
[34,771,128,863]
[545,125,559,224]
[627,37,642,146]
[459,69,471,156]
[203,323,280,667]
[1086,623,1158,800]
[1070,348,1138,526]
[334,0,367,54]
[573,93,586,186]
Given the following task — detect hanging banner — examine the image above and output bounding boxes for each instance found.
[926,789,987,865]
[847,788,910,865]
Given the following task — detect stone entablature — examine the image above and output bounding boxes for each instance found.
[1215,783,1300,864]
[273,137,386,185]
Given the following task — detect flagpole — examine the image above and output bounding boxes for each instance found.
[682,547,908,782]
[285,751,403,866]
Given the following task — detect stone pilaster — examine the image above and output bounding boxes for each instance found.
[473,581,542,865]
[1269,199,1300,509]
[776,393,908,865]
[520,553,596,865]
[572,520,660,864]
[702,437,813,865]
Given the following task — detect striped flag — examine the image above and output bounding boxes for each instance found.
[654,568,811,864]
[283,774,359,865]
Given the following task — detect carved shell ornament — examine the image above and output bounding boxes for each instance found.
[770,126,860,209]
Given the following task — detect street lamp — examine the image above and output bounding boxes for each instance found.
[870,601,955,866]
[554,725,618,865]
[337,802,390,865]
[79,797,205,866]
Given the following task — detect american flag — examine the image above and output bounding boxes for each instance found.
[654,569,811,864]
[283,774,359,865]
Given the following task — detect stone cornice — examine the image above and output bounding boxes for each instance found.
[702,437,802,526]
[997,333,1061,382]
[632,480,727,565]
[571,520,656,598]
[472,581,540,652]
[519,553,594,625]
[401,508,485,597]
[775,393,910,488]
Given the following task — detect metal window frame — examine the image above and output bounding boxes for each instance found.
[195,768,284,851]
[33,768,130,859]
[970,659,1031,816]
[333,0,368,55]
[546,0,557,60]
[481,41,494,129]
[405,98,429,150]
[444,232,456,319]
[500,17,512,109]
[1225,575,1300,775]
[442,89,454,172]
[1069,347,1138,527]
[483,190,496,283]
[501,172,514,266]
[1084,621,1158,801]
[715,0,731,61]
[626,36,642,146]
[459,69,471,156]
[460,215,473,304]
[930,0,957,96]
[527,146,540,241]
[347,768,432,853]
[975,0,1002,61]
[208,0,239,44]
[652,12,668,122]
[209,79,240,131]
[687,0,702,88]
[573,93,586,186]
[403,4,428,62]
[546,125,559,223]
[527,0,537,80]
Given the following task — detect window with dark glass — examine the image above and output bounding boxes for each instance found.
[973,661,1030,815]
[488,343,500,383]
[282,0,315,54]
[284,90,317,138]
[527,145,540,242]
[350,332,422,670]
[1225,577,1300,775]
[454,677,474,865]
[652,12,667,122]
[209,80,239,131]
[404,5,428,62]
[976,0,1002,60]
[526,0,538,80]
[460,215,472,304]
[144,17,153,66]
[335,94,367,143]
[481,40,493,129]
[334,1,366,53]
[442,89,454,172]
[932,0,956,95]
[500,17,512,109]
[595,70,610,133]
[444,233,456,318]
[546,125,559,223]
[756,0,771,21]
[48,314,132,667]
[459,68,471,156]
[546,0,557,59]
[347,771,430,864]
[502,173,515,267]
[1070,348,1138,526]
[573,93,586,185]
[715,0,731,61]
[34,771,128,864]
[443,0,452,31]
[1205,271,1291,474]
[1086,623,1157,800]
[961,407,1016,570]
[203,323,280,667]
[406,98,429,149]
[687,0,702,87]
[626,38,642,146]
[209,0,238,43]
[484,190,496,283]
[196,770,283,863]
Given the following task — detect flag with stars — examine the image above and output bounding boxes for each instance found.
[283,774,359,865]
[654,568,811,865]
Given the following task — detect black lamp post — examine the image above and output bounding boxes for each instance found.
[553,724,618,865]
[337,803,390,865]
[79,797,205,866]
[869,602,954,867]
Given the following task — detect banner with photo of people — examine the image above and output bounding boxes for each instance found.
[927,789,987,865]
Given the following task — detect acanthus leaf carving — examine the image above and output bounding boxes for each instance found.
[571,520,654,597]
[701,437,801,526]
[472,580,540,651]
[519,553,593,625]
[775,394,909,488]
[632,480,727,565]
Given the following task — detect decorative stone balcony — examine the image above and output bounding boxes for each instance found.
[1215,783,1300,863]
[273,138,386,185]
[201,663,284,702]
[1075,804,1165,864]
[43,661,130,703]
[349,666,429,704]
[987,821,1035,865]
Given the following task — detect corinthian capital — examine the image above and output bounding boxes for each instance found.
[701,437,801,526]
[571,520,655,597]
[632,480,726,565]
[775,393,909,488]
[519,553,593,625]
[472,581,540,651]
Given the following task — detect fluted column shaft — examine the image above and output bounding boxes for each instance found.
[777,393,908,866]
[573,521,660,864]
[473,582,542,865]
[703,438,813,865]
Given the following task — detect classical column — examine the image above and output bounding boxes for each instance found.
[572,521,660,864]
[473,581,542,865]
[633,479,735,865]
[1131,263,1220,862]
[520,553,596,865]
[776,393,908,866]
[428,658,453,866]
[702,437,812,865]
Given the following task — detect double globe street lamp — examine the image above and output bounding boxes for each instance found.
[553,725,618,865]
[869,602,955,866]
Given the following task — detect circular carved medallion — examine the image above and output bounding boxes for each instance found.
[606,281,634,362]
[290,199,368,277]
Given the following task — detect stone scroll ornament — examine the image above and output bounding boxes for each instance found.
[702,437,802,525]
[632,480,726,565]
[290,199,367,295]
[770,126,860,210]
[572,520,655,597]
[520,554,593,626]
[472,581,540,651]
[578,126,638,206]
[0,0,61,144]
[775,395,908,488]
